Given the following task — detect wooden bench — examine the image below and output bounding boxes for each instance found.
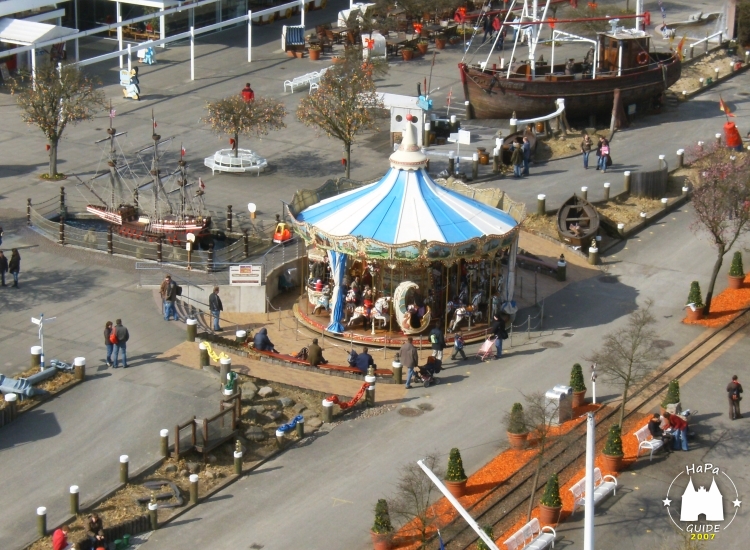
[503,518,556,550]
[569,467,617,513]
[634,424,664,460]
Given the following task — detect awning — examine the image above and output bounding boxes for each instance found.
[0,18,78,45]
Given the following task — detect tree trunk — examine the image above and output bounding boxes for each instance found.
[705,247,726,313]
[48,141,58,177]
[527,454,544,521]
[234,132,239,157]
[618,383,629,429]
[345,142,351,179]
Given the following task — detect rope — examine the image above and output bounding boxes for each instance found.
[325,382,370,410]
[277,414,305,433]
[201,340,229,362]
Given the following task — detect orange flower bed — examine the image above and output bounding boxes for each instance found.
[684,275,750,327]
[391,406,601,550]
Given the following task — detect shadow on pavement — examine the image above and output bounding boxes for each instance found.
[0,408,61,451]
[1,267,106,312]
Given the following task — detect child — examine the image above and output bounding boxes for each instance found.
[451,331,467,360]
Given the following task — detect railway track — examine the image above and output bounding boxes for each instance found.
[431,308,750,549]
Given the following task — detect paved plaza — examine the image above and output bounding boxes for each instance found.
[1,0,749,548]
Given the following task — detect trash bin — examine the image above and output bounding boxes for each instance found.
[545,384,573,425]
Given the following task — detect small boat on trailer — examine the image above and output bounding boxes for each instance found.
[557,194,599,247]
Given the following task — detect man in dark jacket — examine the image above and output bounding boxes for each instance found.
[489,315,507,359]
[727,375,743,420]
[307,338,327,366]
[208,286,223,331]
[253,328,277,352]
[354,346,374,374]
[163,276,178,321]
[400,337,419,389]
[0,250,7,286]
[113,319,129,368]
[429,327,445,361]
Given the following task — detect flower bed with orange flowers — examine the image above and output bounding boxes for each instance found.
[683,274,750,328]
[390,406,652,550]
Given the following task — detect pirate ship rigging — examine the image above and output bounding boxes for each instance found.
[83,110,211,245]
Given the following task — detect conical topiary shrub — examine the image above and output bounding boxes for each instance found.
[476,525,494,550]
[570,363,587,406]
[687,281,704,308]
[444,447,468,498]
[603,424,624,457]
[370,499,393,550]
[538,473,562,525]
[505,402,528,449]
[729,251,745,277]
[661,379,680,408]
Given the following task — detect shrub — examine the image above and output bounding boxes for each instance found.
[540,473,562,507]
[686,281,704,308]
[372,499,393,534]
[662,379,680,407]
[603,424,624,457]
[729,251,745,277]
[505,402,528,434]
[476,525,494,550]
[570,363,586,392]
[445,448,467,482]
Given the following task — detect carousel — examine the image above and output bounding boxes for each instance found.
[289,118,524,347]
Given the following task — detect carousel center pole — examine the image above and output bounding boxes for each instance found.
[468,265,473,329]
[444,263,450,335]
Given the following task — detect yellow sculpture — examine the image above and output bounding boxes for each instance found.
[201,340,230,362]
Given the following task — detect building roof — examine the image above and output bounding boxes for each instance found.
[0,17,77,45]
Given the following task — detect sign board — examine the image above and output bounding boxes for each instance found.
[230,265,263,286]
[448,130,472,145]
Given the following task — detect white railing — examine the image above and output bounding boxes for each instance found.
[688,29,727,58]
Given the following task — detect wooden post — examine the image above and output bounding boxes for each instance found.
[603,182,611,201]
[69,486,80,515]
[107,226,113,254]
[119,455,129,483]
[157,237,163,263]
[207,243,214,272]
[226,205,233,232]
[623,171,631,194]
[27,198,32,225]
[160,429,169,457]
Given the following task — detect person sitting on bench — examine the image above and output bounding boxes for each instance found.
[647,413,673,453]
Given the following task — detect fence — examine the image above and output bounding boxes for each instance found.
[631,164,668,199]
[173,391,241,461]
[174,416,197,460]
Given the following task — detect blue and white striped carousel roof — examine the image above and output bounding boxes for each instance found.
[295,166,518,245]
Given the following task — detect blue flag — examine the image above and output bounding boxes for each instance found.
[438,530,446,550]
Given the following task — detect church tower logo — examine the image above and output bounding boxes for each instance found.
[664,463,741,538]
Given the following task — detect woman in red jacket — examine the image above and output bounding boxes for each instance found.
[664,412,688,451]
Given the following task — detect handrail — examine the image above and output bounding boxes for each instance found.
[689,30,726,49]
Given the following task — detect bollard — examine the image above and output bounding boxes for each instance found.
[219,357,232,387]
[107,226,113,255]
[689,45,694,59]
[296,417,304,439]
[581,186,588,201]
[189,474,199,505]
[714,67,720,81]
[226,205,233,232]
[661,198,669,206]
[623,171,631,194]
[464,100,472,120]
[160,429,169,458]
[275,429,285,449]
[119,455,129,484]
[676,149,685,168]
[537,194,546,216]
[682,90,687,101]
[365,374,376,408]
[556,255,567,282]
[391,360,402,384]
[658,154,666,170]
[322,399,334,423]
[472,153,479,180]
[424,122,431,146]
[58,218,65,245]
[148,500,158,530]
[603,182,611,201]
[199,342,209,368]
[5,393,18,422]
[509,119,517,135]
[448,150,455,174]
[157,237,163,263]
[207,243,214,272]
[186,318,198,342]
[73,357,85,381]
[27,198,32,225]
[617,223,626,236]
[715,132,722,145]
[243,231,250,256]
[37,507,47,537]
[698,77,704,88]
[746,51,750,64]
[588,245,599,265]
[234,440,243,474]
[697,140,704,152]
[449,115,458,133]
[492,147,500,173]
[235,330,247,344]
[70,486,79,515]
[31,345,42,369]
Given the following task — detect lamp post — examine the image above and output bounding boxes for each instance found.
[590,364,597,404]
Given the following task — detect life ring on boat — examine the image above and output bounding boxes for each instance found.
[637,51,649,65]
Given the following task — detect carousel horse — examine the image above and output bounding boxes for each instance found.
[393,281,432,334]
[348,297,391,328]
[344,288,358,320]
[449,292,484,332]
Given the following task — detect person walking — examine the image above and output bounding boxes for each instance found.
[598,138,611,172]
[429,326,446,361]
[511,142,523,178]
[400,337,419,389]
[209,286,223,331]
[113,319,129,368]
[489,314,507,359]
[727,374,743,420]
[451,330,467,360]
[522,136,531,176]
[8,248,20,288]
[163,275,178,321]
[493,16,502,48]
[0,250,7,286]
[482,14,493,44]
[104,321,114,368]
[241,82,255,102]
[580,133,593,169]
[307,338,328,366]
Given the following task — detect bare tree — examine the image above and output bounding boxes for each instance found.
[10,62,106,178]
[387,453,442,549]
[586,300,665,428]
[690,154,750,312]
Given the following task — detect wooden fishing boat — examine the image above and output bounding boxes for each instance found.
[460,31,681,120]
[557,194,599,247]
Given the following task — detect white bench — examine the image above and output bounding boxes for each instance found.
[283,72,318,93]
[569,467,617,513]
[504,518,555,550]
[634,424,664,460]
[203,149,268,176]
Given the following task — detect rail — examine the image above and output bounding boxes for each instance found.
[687,30,727,58]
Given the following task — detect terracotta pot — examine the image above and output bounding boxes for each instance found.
[449,37,460,45]
[601,453,623,473]
[685,307,704,321]
[294,50,305,58]
[402,49,414,61]
[538,504,562,526]
[572,390,587,408]
[444,479,467,498]
[507,431,529,450]
[728,274,745,289]
[286,50,295,58]
[435,38,447,50]
[370,530,393,550]
[309,48,321,61]
[416,43,429,55]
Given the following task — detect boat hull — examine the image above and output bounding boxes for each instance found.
[557,194,600,248]
[459,55,681,120]
[86,204,211,244]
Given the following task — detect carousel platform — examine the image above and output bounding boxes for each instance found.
[293,295,495,349]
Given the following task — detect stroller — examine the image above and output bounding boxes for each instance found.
[413,356,442,388]
[477,336,497,361]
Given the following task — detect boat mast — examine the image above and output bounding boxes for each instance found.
[106,100,118,209]
[178,142,187,219]
[529,0,551,78]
